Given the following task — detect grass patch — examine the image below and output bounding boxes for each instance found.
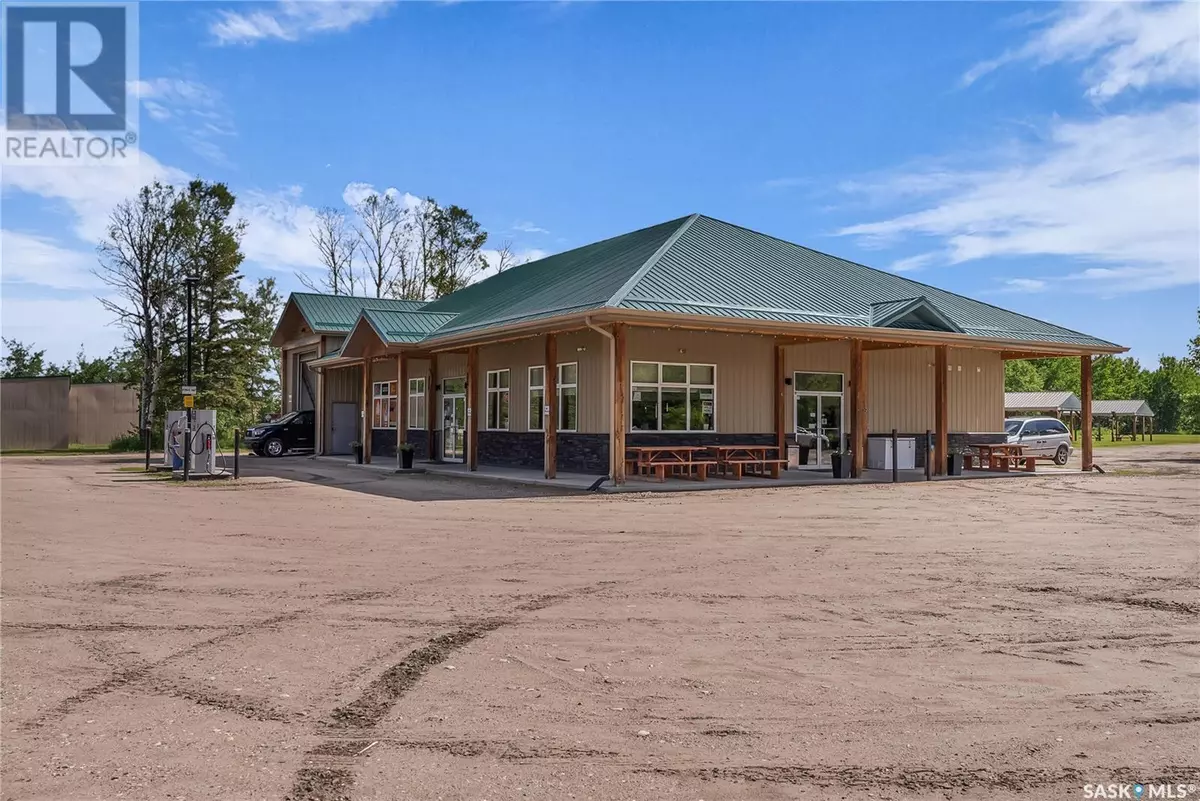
[1074,433,1200,448]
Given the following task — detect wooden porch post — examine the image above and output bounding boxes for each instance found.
[612,323,627,485]
[427,353,439,462]
[397,353,408,446]
[361,354,372,464]
[850,339,866,477]
[314,338,325,455]
[934,345,948,476]
[545,333,558,479]
[774,342,787,466]
[1081,355,1093,472]
[467,346,479,471]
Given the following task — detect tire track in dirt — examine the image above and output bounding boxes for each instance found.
[285,582,614,801]
[1018,585,1198,616]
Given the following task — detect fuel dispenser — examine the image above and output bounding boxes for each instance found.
[165,409,218,475]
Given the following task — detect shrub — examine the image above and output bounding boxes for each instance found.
[109,431,145,452]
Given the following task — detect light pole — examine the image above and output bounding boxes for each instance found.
[183,275,199,481]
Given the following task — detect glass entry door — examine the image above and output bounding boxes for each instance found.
[441,379,466,462]
[795,393,844,468]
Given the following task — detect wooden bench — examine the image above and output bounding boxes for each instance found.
[720,457,788,480]
[625,446,717,482]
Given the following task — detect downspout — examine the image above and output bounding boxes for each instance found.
[585,316,615,479]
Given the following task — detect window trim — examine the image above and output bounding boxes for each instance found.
[371,380,397,430]
[406,377,427,430]
[629,361,717,433]
[485,368,511,431]
[792,370,845,395]
[529,363,579,432]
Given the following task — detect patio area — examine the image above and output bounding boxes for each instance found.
[319,456,1060,493]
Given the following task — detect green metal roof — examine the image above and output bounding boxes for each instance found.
[291,293,428,333]
[361,308,459,344]
[419,217,690,336]
[615,215,1120,349]
[281,214,1122,351]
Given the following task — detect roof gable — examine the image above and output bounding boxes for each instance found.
[870,297,963,334]
[294,293,427,332]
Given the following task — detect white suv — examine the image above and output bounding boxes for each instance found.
[1005,417,1073,465]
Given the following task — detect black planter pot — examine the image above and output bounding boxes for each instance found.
[830,453,852,478]
[399,449,415,469]
[797,445,812,466]
[352,444,363,465]
[946,453,964,476]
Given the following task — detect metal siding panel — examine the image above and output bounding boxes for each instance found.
[562,329,609,434]
[438,354,467,383]
[480,337,543,434]
[868,347,935,433]
[627,327,772,433]
[949,348,1004,432]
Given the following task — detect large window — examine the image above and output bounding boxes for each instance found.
[407,377,426,430]
[630,362,715,432]
[371,381,397,429]
[529,363,578,432]
[486,369,510,430]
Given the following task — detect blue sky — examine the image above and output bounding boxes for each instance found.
[3,1,1197,365]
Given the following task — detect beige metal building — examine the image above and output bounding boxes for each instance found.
[272,214,1124,482]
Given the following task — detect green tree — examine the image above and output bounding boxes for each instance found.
[1,338,50,378]
[1145,356,1200,433]
[1091,355,1147,401]
[428,204,488,298]
[1189,308,1200,369]
[1004,359,1042,391]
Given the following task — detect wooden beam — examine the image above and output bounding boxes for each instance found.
[850,338,866,477]
[361,354,372,464]
[399,355,409,438]
[612,323,627,485]
[427,353,438,462]
[467,346,479,471]
[545,333,558,479]
[1081,355,1093,472]
[774,342,787,465]
[934,345,948,476]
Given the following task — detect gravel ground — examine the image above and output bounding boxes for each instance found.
[2,449,1197,801]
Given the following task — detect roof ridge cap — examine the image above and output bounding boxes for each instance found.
[605,214,699,308]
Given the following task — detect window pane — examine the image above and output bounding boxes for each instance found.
[499,390,509,428]
[560,387,578,431]
[372,398,383,428]
[529,367,544,388]
[662,364,688,383]
[661,388,688,430]
[388,397,398,428]
[444,377,465,394]
[559,363,577,385]
[498,370,509,389]
[410,377,424,394]
[631,386,659,430]
[794,372,843,392]
[487,372,498,389]
[689,388,714,431]
[529,388,544,430]
[690,365,714,385]
[632,362,658,383]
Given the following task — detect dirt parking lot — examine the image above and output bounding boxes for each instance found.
[2,448,1197,801]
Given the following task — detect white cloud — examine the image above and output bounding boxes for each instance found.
[839,3,1200,297]
[963,2,1199,101]
[211,0,394,45]
[1001,278,1048,293]
[341,181,421,210]
[0,231,99,290]
[0,295,125,362]
[838,105,1199,293]
[133,77,235,163]
[512,220,549,235]
[237,186,323,270]
[889,253,936,273]
[1,152,190,243]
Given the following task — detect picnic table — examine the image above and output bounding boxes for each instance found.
[966,443,1035,472]
[625,445,717,482]
[711,444,787,479]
